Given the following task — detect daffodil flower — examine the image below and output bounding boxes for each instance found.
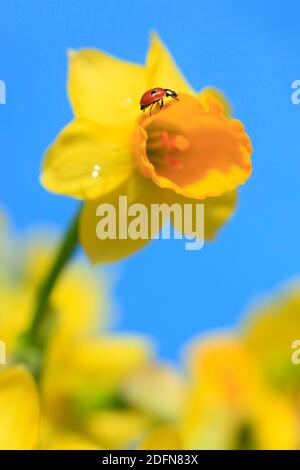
[41,33,252,263]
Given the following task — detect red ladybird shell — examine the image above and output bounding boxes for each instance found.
[140,88,166,106]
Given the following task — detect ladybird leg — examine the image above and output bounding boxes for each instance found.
[160,99,164,109]
[149,103,154,116]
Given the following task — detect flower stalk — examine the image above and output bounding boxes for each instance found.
[14,205,82,379]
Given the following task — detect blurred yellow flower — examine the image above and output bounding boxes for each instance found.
[0,365,100,450]
[0,219,182,449]
[181,335,298,450]
[0,366,39,450]
[40,333,153,449]
[2,215,300,450]
[41,33,252,262]
[143,279,300,450]
[140,335,298,450]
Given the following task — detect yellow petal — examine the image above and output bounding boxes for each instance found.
[186,335,260,409]
[45,442,99,450]
[182,336,262,449]
[0,285,33,353]
[0,366,39,450]
[254,392,298,450]
[146,33,194,94]
[84,410,150,450]
[42,432,100,450]
[203,190,237,239]
[41,334,152,422]
[68,48,145,126]
[51,261,110,338]
[64,335,152,385]
[139,425,182,450]
[41,119,134,200]
[123,363,187,421]
[80,172,167,263]
[169,190,237,241]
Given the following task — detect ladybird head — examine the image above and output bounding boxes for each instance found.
[165,88,178,99]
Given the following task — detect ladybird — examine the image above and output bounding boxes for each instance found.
[140,88,178,115]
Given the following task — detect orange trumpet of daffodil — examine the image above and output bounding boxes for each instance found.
[41,33,252,262]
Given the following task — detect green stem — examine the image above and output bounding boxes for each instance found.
[15,205,82,378]
[28,205,82,341]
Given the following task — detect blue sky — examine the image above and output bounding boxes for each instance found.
[1,0,300,361]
